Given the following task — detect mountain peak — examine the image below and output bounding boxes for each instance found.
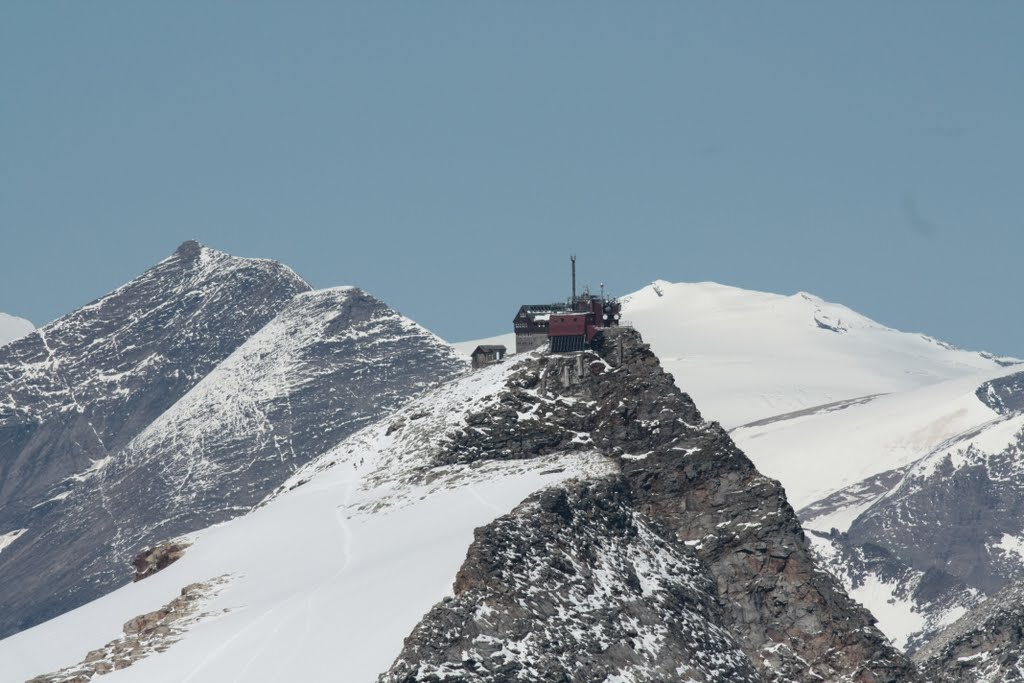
[173,239,205,259]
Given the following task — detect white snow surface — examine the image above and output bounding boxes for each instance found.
[737,366,1022,512]
[621,281,1009,430]
[0,311,33,347]
[0,354,614,683]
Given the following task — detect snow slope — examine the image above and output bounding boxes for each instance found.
[0,356,613,683]
[734,364,1021,512]
[0,311,33,347]
[621,280,1011,430]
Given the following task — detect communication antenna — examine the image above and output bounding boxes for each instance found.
[571,255,577,303]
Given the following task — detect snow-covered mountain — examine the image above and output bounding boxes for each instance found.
[791,369,1024,653]
[2,328,915,683]
[622,281,1013,430]
[457,280,1017,513]
[0,242,467,640]
[0,241,309,636]
[0,312,33,347]
[0,240,309,519]
[5,269,1021,680]
[456,280,1024,656]
[617,282,1024,655]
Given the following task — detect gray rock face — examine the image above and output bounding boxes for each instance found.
[977,370,1024,415]
[787,369,1024,654]
[807,527,981,655]
[0,240,310,518]
[0,246,467,639]
[383,478,762,683]
[0,241,309,635]
[847,439,1024,596]
[915,578,1024,682]
[383,328,916,682]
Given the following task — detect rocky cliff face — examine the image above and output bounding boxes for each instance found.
[914,578,1024,682]
[805,526,981,655]
[383,478,762,683]
[383,328,916,682]
[0,245,467,639]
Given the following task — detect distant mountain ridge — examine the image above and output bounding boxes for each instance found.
[0,241,466,639]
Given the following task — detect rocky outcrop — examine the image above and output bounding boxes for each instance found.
[978,370,1024,415]
[915,578,1024,682]
[383,478,761,683]
[131,540,191,582]
[27,577,228,683]
[788,370,1024,653]
[383,328,917,682]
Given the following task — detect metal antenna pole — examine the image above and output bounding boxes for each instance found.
[571,255,576,303]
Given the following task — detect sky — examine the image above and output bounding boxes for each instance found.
[1,2,1022,354]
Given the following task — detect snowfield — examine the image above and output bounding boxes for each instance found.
[621,281,1011,430]
[735,364,1021,513]
[0,356,614,683]
[0,311,33,347]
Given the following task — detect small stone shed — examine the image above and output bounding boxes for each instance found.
[471,345,507,370]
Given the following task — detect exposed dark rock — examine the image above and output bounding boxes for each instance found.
[382,478,762,683]
[132,540,191,582]
[383,328,917,682]
[915,577,1024,682]
[0,242,308,638]
[844,434,1024,597]
[791,370,1024,654]
[806,528,981,655]
[977,370,1024,415]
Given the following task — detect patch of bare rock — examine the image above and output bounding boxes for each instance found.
[26,576,229,683]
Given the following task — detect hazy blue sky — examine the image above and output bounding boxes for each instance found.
[2,3,1022,353]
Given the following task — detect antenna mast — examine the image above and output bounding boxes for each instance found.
[571,255,577,303]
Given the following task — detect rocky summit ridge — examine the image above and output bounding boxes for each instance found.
[381,327,916,682]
